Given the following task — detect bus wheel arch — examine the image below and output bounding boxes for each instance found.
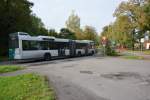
[91,51,94,55]
[44,53,51,61]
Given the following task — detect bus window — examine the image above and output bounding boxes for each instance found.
[55,42,69,49]
[30,41,38,50]
[22,40,30,50]
[90,42,95,49]
[48,42,58,50]
[76,43,87,49]
[53,43,58,50]
[64,43,69,49]
[40,41,49,50]
[22,40,40,50]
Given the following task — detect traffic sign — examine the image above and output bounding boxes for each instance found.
[101,36,107,45]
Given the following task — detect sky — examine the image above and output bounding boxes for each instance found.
[30,0,126,34]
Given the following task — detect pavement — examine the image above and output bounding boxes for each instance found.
[1,56,150,100]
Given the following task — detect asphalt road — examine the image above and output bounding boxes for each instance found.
[1,56,150,100]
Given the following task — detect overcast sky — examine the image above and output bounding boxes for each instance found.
[30,0,126,34]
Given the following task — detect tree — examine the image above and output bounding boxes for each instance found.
[38,27,48,36]
[0,0,34,56]
[100,0,150,50]
[113,15,133,47]
[83,26,98,44]
[66,11,84,40]
[29,14,50,36]
[100,15,133,48]
[101,24,116,44]
[0,0,51,56]
[114,0,150,33]
[48,29,58,37]
[59,28,76,39]
[113,0,150,49]
[66,11,80,33]
[143,0,150,30]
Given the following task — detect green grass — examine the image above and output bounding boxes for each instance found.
[143,50,150,55]
[126,50,150,55]
[0,65,24,73]
[122,55,144,60]
[0,73,55,100]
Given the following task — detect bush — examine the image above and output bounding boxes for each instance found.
[104,41,118,56]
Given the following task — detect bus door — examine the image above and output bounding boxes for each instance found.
[69,41,76,57]
[58,42,65,57]
[60,48,65,56]
[85,44,88,56]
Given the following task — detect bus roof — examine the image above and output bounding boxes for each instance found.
[55,38,70,42]
[75,40,94,44]
[12,32,94,43]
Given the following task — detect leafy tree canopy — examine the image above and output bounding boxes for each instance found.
[59,28,76,39]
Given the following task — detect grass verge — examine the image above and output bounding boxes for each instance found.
[0,73,55,100]
[143,50,150,55]
[0,65,24,74]
[122,55,144,60]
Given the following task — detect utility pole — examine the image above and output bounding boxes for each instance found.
[132,29,135,51]
[140,38,144,51]
[101,36,107,56]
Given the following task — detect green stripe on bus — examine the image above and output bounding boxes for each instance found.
[9,49,15,60]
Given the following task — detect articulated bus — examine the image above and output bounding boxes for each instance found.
[9,32,95,60]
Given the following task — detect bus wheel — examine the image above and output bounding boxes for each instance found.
[44,53,51,61]
[78,52,81,57]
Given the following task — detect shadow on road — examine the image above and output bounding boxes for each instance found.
[0,55,104,66]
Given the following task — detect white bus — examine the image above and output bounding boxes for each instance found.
[9,32,95,60]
